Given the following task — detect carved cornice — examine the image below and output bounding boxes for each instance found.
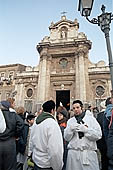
[53,81,73,86]
[24,83,37,88]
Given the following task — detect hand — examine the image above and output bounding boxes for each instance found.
[70,123,80,132]
[76,124,88,133]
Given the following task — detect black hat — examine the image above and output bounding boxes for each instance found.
[26,114,35,121]
[60,110,68,118]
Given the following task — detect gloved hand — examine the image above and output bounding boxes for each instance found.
[70,123,80,132]
[76,124,88,133]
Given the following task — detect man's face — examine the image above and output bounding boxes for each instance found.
[51,109,55,116]
[73,103,82,115]
[28,119,35,126]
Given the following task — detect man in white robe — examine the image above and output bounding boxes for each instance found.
[64,100,102,170]
[29,100,63,170]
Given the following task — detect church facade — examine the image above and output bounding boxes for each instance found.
[0,16,111,112]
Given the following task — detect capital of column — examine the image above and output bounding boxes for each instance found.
[75,46,88,57]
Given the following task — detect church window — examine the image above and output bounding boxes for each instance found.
[1,72,5,81]
[9,72,14,80]
[96,85,105,97]
[26,88,33,98]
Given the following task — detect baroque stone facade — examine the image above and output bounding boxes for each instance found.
[0,16,111,112]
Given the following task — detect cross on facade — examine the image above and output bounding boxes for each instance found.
[61,11,67,16]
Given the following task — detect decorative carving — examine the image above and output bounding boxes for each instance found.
[59,58,68,68]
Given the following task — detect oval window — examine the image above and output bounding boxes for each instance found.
[27,88,33,98]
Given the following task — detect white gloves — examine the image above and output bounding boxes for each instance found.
[70,123,80,132]
[76,124,88,133]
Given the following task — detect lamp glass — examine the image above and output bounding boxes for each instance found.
[81,0,94,16]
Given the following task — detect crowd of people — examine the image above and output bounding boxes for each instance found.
[0,97,113,170]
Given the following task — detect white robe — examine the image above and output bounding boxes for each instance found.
[0,109,6,133]
[64,113,102,170]
[29,118,64,170]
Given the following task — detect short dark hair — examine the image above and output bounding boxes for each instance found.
[105,97,111,106]
[26,114,35,122]
[42,100,55,113]
[73,100,83,108]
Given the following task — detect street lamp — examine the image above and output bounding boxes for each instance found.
[78,0,113,94]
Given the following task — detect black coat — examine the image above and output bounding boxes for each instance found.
[0,109,24,141]
[96,111,107,152]
[16,115,29,155]
[107,120,113,159]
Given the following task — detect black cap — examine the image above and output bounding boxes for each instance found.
[60,110,68,118]
[26,114,35,121]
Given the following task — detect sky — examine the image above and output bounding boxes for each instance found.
[0,0,113,67]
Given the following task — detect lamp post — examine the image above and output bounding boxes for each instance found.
[78,0,113,94]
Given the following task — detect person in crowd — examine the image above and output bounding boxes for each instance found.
[16,106,29,170]
[34,107,42,117]
[26,114,36,126]
[85,105,94,117]
[27,114,36,158]
[57,106,68,170]
[29,100,64,170]
[0,100,24,170]
[24,114,36,170]
[107,108,113,170]
[0,103,6,133]
[103,97,113,142]
[7,97,16,111]
[96,100,108,170]
[68,109,74,118]
[64,100,102,170]
[93,106,99,118]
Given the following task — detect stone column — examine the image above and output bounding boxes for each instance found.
[75,52,80,99]
[74,48,87,102]
[37,54,51,103]
[78,50,86,102]
[15,83,24,106]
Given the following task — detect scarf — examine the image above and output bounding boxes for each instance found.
[74,112,85,139]
[74,111,85,124]
[36,111,55,125]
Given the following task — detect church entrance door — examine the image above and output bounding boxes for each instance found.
[56,90,70,111]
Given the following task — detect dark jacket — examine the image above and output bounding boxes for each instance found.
[97,111,107,151]
[103,104,113,142]
[16,114,29,155]
[58,119,68,170]
[107,120,113,160]
[0,108,24,141]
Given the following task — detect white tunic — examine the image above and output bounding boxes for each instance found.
[64,113,102,170]
[0,109,6,133]
[29,118,64,170]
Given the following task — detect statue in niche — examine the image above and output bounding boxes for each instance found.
[60,26,68,39]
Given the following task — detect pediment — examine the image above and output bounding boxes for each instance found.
[49,16,79,30]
